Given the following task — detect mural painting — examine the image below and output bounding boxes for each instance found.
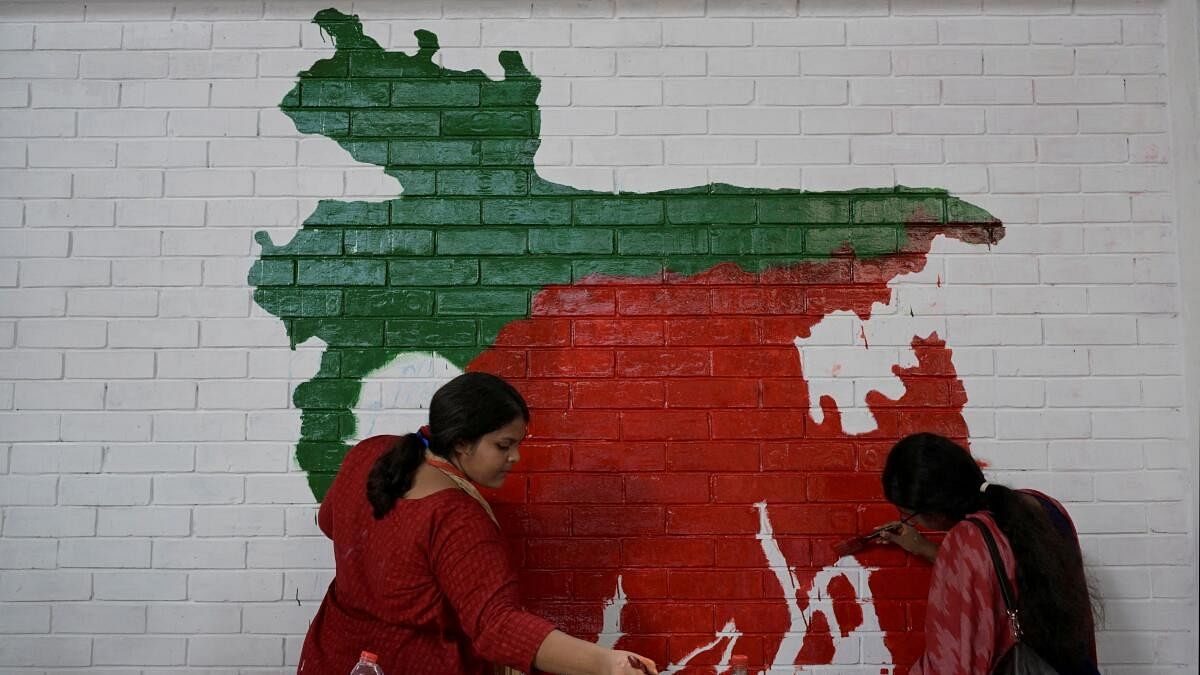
[250,10,1004,672]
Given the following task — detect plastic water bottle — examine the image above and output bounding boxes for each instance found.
[729,654,750,675]
[350,651,383,675]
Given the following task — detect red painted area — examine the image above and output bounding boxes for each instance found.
[469,255,971,672]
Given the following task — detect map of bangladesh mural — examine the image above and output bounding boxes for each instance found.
[249,9,1004,673]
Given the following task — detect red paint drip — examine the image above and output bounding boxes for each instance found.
[860,324,870,350]
[936,274,942,288]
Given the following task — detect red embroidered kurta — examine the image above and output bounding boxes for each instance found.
[297,435,556,675]
[910,492,1095,674]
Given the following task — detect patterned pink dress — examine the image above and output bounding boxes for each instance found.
[910,492,1096,674]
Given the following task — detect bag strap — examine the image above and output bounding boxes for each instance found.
[966,517,1022,641]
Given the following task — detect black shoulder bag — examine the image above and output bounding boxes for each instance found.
[966,518,1062,675]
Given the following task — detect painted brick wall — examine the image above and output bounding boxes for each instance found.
[0,0,1195,673]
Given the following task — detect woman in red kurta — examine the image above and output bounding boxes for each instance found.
[298,372,657,675]
[875,433,1099,675]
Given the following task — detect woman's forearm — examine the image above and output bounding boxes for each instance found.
[533,630,611,675]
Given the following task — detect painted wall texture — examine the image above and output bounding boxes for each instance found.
[0,0,1195,673]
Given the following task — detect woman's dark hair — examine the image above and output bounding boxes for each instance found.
[366,371,529,519]
[882,432,1095,672]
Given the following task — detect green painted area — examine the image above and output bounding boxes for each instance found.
[249,9,1001,498]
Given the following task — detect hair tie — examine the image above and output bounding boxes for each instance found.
[416,425,431,449]
[979,481,990,493]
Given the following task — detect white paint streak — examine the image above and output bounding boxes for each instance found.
[756,500,810,667]
[663,619,741,675]
[597,575,626,649]
[792,238,964,434]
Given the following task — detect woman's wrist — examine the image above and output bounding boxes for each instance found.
[918,539,939,562]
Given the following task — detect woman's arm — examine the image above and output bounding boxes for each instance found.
[877,521,939,562]
[430,493,656,674]
[534,630,657,675]
[909,519,1012,675]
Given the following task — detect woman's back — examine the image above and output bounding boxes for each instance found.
[298,435,552,675]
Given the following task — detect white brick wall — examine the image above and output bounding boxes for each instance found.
[0,0,1196,672]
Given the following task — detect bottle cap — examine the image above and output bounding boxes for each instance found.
[730,654,749,666]
[360,651,378,663]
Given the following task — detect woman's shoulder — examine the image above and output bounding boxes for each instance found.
[942,512,1005,557]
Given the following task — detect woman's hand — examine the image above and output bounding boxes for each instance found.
[608,651,659,675]
[876,521,939,563]
[533,630,658,675]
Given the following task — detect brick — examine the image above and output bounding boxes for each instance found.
[985,48,1074,75]
[123,21,212,49]
[15,381,105,410]
[65,350,154,379]
[844,19,933,45]
[664,78,755,105]
[852,136,942,164]
[9,444,102,473]
[0,24,34,50]
[0,52,79,79]
[664,19,752,45]
[189,571,282,601]
[118,139,207,167]
[1034,76,1125,103]
[850,78,940,105]
[1038,135,1128,163]
[109,319,197,348]
[1031,17,1120,44]
[0,231,69,257]
[154,539,245,569]
[59,538,152,568]
[0,411,59,441]
[29,141,114,170]
[0,604,49,632]
[94,636,187,666]
[168,109,258,137]
[894,49,981,75]
[1077,46,1164,74]
[148,604,240,634]
[0,636,91,666]
[525,538,619,568]
[802,108,890,134]
[195,506,285,537]
[94,570,187,600]
[31,79,119,107]
[940,18,1029,43]
[0,169,71,198]
[617,48,706,76]
[247,538,332,568]
[574,137,663,165]
[97,507,191,536]
[1079,105,1166,133]
[25,198,115,228]
[943,78,1033,104]
[0,475,56,505]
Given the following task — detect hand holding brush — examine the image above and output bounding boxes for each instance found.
[832,522,904,556]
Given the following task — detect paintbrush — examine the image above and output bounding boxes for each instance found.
[831,522,901,556]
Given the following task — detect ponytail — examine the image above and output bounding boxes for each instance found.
[978,482,1095,670]
[883,433,1095,672]
[366,433,426,519]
